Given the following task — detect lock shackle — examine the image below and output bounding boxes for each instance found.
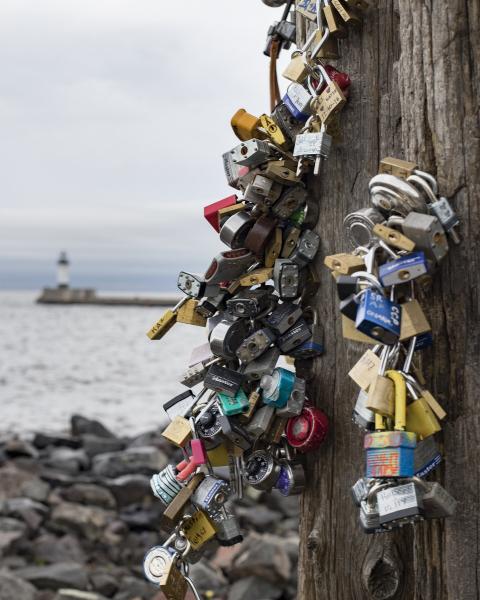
[301,305,319,325]
[386,215,405,229]
[401,371,423,396]
[402,336,417,374]
[350,271,384,293]
[378,239,400,260]
[412,170,438,194]
[407,174,437,204]
[366,480,392,505]
[307,63,333,98]
[385,370,407,431]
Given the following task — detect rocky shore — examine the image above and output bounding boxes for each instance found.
[0,415,299,600]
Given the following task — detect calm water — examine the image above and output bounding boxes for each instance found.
[0,291,206,435]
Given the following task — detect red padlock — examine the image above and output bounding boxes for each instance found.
[312,65,351,99]
[285,403,328,453]
[203,195,237,232]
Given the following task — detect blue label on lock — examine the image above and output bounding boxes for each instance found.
[355,289,401,345]
[378,252,428,287]
[291,339,324,358]
[283,93,309,122]
[414,331,433,350]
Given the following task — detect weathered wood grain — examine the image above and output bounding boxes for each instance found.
[297,1,480,598]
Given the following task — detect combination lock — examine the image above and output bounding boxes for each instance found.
[243,449,282,491]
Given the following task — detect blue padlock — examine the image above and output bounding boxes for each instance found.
[282,82,311,122]
[378,251,428,287]
[414,331,433,350]
[260,367,296,408]
[355,289,401,345]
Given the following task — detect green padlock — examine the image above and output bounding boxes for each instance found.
[218,389,249,416]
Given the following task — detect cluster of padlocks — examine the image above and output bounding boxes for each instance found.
[139,0,460,597]
[324,157,459,532]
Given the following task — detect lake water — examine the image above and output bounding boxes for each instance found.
[0,291,206,435]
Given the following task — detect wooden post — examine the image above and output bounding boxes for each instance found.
[297,2,480,598]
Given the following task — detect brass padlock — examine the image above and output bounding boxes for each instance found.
[324,253,365,275]
[366,347,395,417]
[161,473,206,529]
[147,309,177,341]
[282,51,311,84]
[421,389,447,421]
[348,348,381,391]
[161,558,188,600]
[281,226,301,258]
[264,228,283,268]
[379,157,418,179]
[341,315,378,344]
[400,300,431,341]
[231,108,262,141]
[372,223,416,252]
[264,160,301,185]
[406,397,441,440]
[182,510,217,550]
[331,0,362,26]
[323,4,347,37]
[259,114,288,148]
[238,388,262,423]
[264,415,288,444]
[239,267,273,287]
[217,202,247,227]
[161,416,193,448]
[176,299,207,327]
[313,80,346,124]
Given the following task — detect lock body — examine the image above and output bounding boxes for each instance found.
[364,431,417,478]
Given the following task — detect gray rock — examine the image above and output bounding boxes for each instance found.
[112,576,151,600]
[274,515,299,536]
[106,475,150,507]
[0,517,27,555]
[16,562,88,591]
[21,477,51,502]
[0,465,40,501]
[35,591,57,600]
[189,562,227,594]
[50,502,115,541]
[227,576,283,600]
[3,438,39,459]
[89,569,120,596]
[0,569,36,600]
[32,534,86,565]
[1,497,48,531]
[236,504,283,531]
[54,591,108,600]
[71,415,115,439]
[81,435,125,458]
[266,493,300,518]
[92,446,167,478]
[33,433,81,450]
[45,448,90,475]
[230,532,291,584]
[59,484,116,509]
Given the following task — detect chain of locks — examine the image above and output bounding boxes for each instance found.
[141,1,459,597]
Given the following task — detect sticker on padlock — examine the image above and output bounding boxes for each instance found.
[204,364,245,397]
[283,82,312,121]
[378,252,429,287]
[285,403,329,452]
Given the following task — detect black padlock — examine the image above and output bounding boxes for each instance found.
[204,364,245,397]
[277,318,311,353]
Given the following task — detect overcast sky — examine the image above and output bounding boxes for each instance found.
[0,0,291,291]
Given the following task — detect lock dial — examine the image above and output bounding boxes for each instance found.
[243,449,281,490]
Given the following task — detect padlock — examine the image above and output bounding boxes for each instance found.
[209,317,250,359]
[283,82,312,121]
[378,252,429,287]
[204,195,238,232]
[369,174,428,216]
[260,367,296,408]
[377,481,424,528]
[150,465,183,506]
[245,404,276,438]
[399,299,431,340]
[359,483,388,533]
[163,390,196,421]
[161,416,193,448]
[264,159,301,185]
[243,449,282,491]
[176,299,207,327]
[355,289,401,345]
[211,510,243,546]
[264,227,283,268]
[405,384,441,440]
[348,348,381,391]
[177,271,220,300]
[230,108,262,141]
[179,360,215,388]
[295,0,318,20]
[218,415,252,450]
[236,328,276,363]
[275,460,306,496]
[414,436,442,478]
[226,288,273,318]
[196,404,224,447]
[264,301,303,334]
[259,113,288,148]
[218,202,247,227]
[204,249,255,285]
[160,473,206,529]
[238,386,263,422]
[143,538,188,596]
[222,152,244,190]
[191,476,230,519]
[341,314,378,344]
[330,0,362,26]
[182,510,217,550]
[351,477,374,506]
[379,157,418,179]
[323,2,347,37]
[366,346,395,417]
[430,196,461,244]
[277,377,306,417]
[343,207,386,248]
[285,403,329,452]
[281,225,301,258]
[244,215,277,257]
[402,374,446,421]
[243,347,281,382]
[290,308,324,358]
[416,479,457,519]
[219,211,255,249]
[250,174,279,200]
[196,291,229,318]
[204,364,245,397]
[293,118,332,176]
[282,51,311,84]
[324,253,365,275]
[272,185,308,219]
[372,223,416,252]
[365,371,417,478]
[352,389,375,431]
[277,318,312,352]
[146,308,177,341]
[400,211,449,263]
[238,267,273,287]
[272,101,305,142]
[217,389,249,416]
[273,259,300,298]
[310,64,346,124]
[230,139,272,168]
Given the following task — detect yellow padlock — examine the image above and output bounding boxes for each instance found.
[372,223,416,252]
[239,267,273,287]
[379,157,418,179]
[176,299,207,327]
[230,109,263,142]
[406,398,441,440]
[324,253,365,275]
[264,228,283,268]
[259,114,288,148]
[161,416,192,448]
[182,510,217,550]
[146,310,177,341]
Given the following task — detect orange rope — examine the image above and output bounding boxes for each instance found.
[269,39,281,112]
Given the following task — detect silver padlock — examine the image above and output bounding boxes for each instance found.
[377,481,424,529]
[264,301,303,334]
[220,211,255,249]
[276,377,306,417]
[243,182,269,206]
[399,211,449,263]
[414,478,457,519]
[204,249,255,284]
[272,101,305,142]
[222,150,244,190]
[273,259,300,299]
[196,291,229,318]
[243,449,281,491]
[230,139,273,168]
[243,346,281,381]
[177,271,220,299]
[351,477,374,506]
[251,174,283,204]
[236,328,276,363]
[245,405,276,438]
[352,389,375,431]
[430,197,461,244]
[209,317,250,360]
[369,174,428,216]
[191,476,230,519]
[275,460,306,496]
[226,288,274,318]
[343,207,386,248]
[272,185,308,219]
[211,508,243,546]
[290,229,320,267]
[150,465,183,506]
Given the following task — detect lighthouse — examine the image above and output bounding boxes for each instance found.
[57,251,70,289]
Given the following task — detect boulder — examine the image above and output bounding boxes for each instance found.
[58,484,116,509]
[235,504,283,531]
[0,464,42,501]
[16,562,88,591]
[54,591,108,600]
[71,416,115,439]
[50,502,115,541]
[112,576,151,600]
[230,532,291,584]
[0,517,27,555]
[44,448,90,475]
[81,435,125,458]
[0,569,36,600]
[33,433,81,450]
[106,475,150,507]
[189,562,227,594]
[92,447,167,479]
[3,438,39,459]
[90,569,120,597]
[31,533,86,565]
[1,497,48,531]
[227,576,283,600]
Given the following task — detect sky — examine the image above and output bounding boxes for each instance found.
[0,0,291,291]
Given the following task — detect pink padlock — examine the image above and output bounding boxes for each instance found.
[191,438,207,465]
